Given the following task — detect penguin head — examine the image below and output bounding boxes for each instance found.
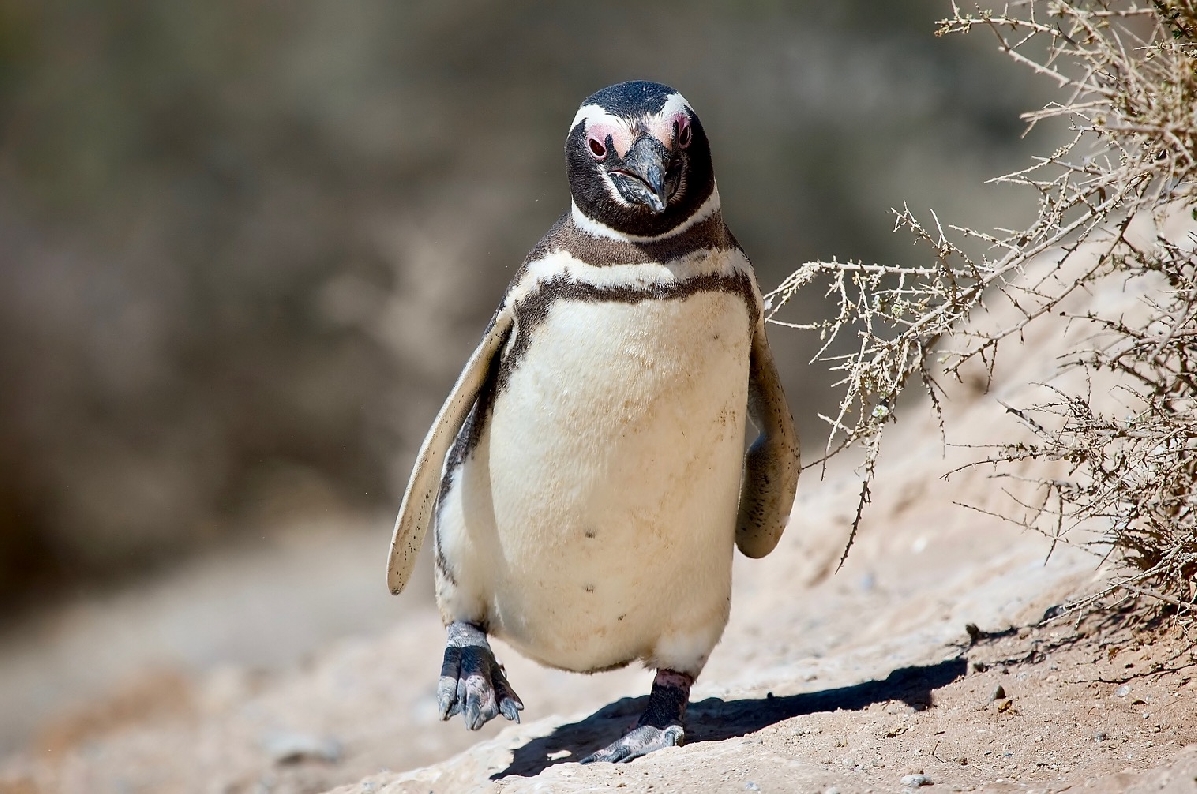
[566,81,716,239]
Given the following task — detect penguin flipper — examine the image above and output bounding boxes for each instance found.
[734,318,800,558]
[387,306,514,594]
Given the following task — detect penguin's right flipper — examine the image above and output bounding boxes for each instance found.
[387,305,514,595]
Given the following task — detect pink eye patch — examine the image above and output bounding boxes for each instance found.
[585,118,633,159]
[646,112,691,151]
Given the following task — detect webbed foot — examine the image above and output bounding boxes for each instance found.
[437,621,524,730]
[580,669,693,764]
[580,724,685,763]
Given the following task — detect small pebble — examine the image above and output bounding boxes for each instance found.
[991,684,1006,701]
[1115,684,1131,697]
[971,660,987,673]
[261,732,342,765]
[900,773,931,787]
[1094,731,1109,742]
[745,783,760,792]
[825,788,840,794]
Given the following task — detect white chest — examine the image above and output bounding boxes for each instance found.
[490,290,749,662]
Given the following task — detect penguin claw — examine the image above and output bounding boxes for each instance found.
[436,683,461,720]
[437,622,524,730]
[495,671,524,722]
[580,724,685,764]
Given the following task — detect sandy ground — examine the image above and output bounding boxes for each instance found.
[3,248,1197,793]
[0,521,406,756]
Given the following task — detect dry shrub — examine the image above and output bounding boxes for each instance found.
[767,0,1197,605]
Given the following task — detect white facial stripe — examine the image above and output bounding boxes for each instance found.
[658,92,691,121]
[571,186,722,244]
[570,103,607,132]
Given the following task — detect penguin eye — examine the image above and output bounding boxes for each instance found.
[588,137,607,158]
[674,118,692,149]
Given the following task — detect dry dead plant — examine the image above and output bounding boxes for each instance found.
[766,0,1197,604]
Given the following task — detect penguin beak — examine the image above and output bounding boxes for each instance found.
[614,136,670,214]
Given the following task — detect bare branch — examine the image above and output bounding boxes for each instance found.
[767,0,1197,603]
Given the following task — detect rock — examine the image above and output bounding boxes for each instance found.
[991,684,1006,701]
[1115,684,1131,697]
[900,772,931,786]
[261,731,342,765]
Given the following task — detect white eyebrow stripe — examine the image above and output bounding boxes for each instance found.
[571,92,692,133]
[657,92,691,119]
[570,103,617,132]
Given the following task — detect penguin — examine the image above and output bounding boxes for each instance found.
[387,80,800,764]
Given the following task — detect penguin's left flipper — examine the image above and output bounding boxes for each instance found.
[438,622,524,730]
[386,305,514,595]
[734,316,801,558]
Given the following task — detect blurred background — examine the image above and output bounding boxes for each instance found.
[0,0,1052,753]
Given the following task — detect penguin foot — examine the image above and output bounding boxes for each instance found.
[580,724,685,764]
[437,621,524,730]
[580,668,694,764]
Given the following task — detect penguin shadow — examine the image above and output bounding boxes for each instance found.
[492,656,967,779]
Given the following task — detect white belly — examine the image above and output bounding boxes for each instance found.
[439,287,752,673]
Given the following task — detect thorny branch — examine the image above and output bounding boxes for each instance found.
[766,0,1197,603]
